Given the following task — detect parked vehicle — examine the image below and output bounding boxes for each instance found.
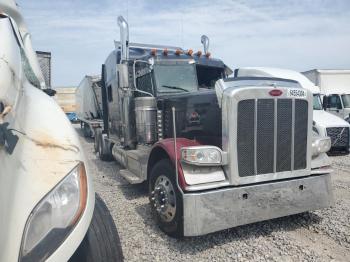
[76,75,104,138]
[235,67,350,154]
[66,112,79,123]
[303,69,350,122]
[36,50,51,88]
[95,16,333,237]
[0,1,123,261]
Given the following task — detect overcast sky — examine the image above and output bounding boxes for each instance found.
[17,0,350,87]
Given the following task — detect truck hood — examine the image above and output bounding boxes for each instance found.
[313,110,350,128]
[0,7,92,261]
[0,82,91,260]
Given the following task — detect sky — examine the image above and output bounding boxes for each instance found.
[16,0,350,87]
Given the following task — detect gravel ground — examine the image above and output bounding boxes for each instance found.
[75,125,350,261]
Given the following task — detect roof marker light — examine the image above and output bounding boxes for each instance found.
[151,49,157,56]
[175,49,183,56]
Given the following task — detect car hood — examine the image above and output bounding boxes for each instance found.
[313,110,350,128]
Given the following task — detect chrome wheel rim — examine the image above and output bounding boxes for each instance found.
[151,175,176,222]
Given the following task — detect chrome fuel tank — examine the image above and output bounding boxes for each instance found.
[135,97,157,144]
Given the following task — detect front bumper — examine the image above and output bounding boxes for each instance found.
[183,174,333,236]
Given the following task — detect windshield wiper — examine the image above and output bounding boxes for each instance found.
[161,85,189,92]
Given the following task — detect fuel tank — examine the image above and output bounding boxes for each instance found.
[157,89,222,147]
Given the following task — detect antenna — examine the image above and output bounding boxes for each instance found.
[180,14,183,47]
[126,0,129,22]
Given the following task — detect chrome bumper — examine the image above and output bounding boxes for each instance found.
[182,174,333,236]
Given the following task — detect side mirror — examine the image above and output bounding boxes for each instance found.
[43,89,56,97]
[117,64,129,88]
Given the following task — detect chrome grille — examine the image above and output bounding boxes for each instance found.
[237,100,255,177]
[294,100,308,170]
[277,100,292,172]
[326,127,350,148]
[237,99,308,177]
[257,99,274,174]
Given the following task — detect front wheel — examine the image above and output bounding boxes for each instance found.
[70,194,123,262]
[97,132,113,161]
[149,159,184,238]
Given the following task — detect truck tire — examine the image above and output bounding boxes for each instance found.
[149,159,184,238]
[94,128,101,153]
[70,194,124,262]
[98,132,113,161]
[83,123,92,138]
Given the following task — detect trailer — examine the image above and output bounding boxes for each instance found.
[303,69,350,122]
[95,16,333,237]
[36,50,51,88]
[76,75,104,138]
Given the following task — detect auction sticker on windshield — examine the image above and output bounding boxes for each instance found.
[287,89,307,99]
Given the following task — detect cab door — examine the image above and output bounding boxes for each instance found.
[324,94,344,118]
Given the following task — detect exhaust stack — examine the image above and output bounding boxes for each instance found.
[201,35,209,54]
[117,16,129,62]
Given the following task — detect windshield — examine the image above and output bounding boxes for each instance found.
[313,94,323,110]
[341,94,350,108]
[196,65,224,89]
[153,63,198,94]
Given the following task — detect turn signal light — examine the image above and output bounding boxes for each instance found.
[269,89,283,96]
[151,49,157,56]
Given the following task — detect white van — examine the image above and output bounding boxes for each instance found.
[235,67,350,153]
[302,69,350,122]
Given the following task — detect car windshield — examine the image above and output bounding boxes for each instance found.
[341,94,350,108]
[153,62,198,94]
[313,94,323,110]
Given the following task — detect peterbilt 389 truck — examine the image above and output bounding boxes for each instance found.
[95,16,334,237]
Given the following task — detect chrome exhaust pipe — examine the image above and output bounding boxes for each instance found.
[201,35,209,54]
[117,16,129,62]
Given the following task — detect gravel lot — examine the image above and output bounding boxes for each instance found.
[75,125,350,261]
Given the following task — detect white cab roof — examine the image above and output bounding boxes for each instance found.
[236,67,320,94]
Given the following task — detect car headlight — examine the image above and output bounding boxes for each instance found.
[312,137,331,157]
[181,146,227,166]
[19,162,88,261]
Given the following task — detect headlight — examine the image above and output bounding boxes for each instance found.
[20,162,87,261]
[181,146,227,166]
[312,137,331,157]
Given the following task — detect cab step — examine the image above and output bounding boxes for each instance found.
[119,169,143,184]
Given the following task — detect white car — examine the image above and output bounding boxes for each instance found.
[235,67,350,153]
[0,1,123,261]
